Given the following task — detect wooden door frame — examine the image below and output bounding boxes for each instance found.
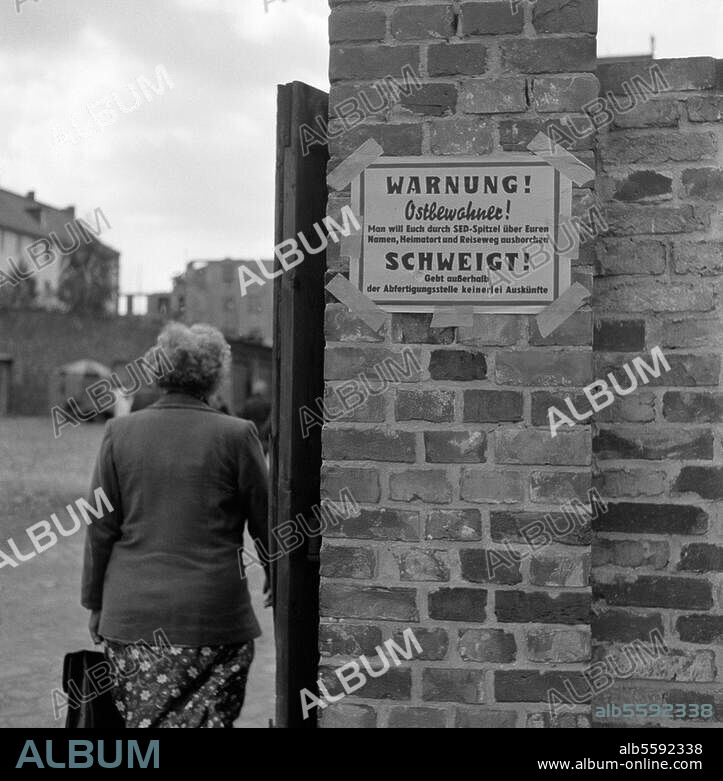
[270,81,328,729]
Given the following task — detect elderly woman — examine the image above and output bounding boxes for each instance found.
[81,323,271,728]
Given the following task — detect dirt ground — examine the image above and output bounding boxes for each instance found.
[0,417,275,729]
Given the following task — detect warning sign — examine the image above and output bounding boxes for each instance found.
[351,156,572,314]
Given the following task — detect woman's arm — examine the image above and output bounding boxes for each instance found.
[81,422,123,615]
[238,421,271,596]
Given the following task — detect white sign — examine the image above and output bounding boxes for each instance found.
[351,156,572,314]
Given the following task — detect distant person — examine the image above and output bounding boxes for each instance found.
[239,380,271,454]
[81,322,271,728]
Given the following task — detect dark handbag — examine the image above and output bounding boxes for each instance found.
[62,650,125,729]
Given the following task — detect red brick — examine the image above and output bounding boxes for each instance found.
[320,664,412,700]
[529,552,590,588]
[391,5,456,41]
[460,469,525,504]
[527,628,591,663]
[611,99,680,129]
[595,468,667,498]
[529,471,591,503]
[687,95,723,122]
[594,575,713,610]
[500,37,596,73]
[458,628,516,663]
[396,389,455,422]
[428,587,487,622]
[388,548,450,582]
[612,170,673,203]
[496,429,591,466]
[461,2,523,35]
[532,75,599,113]
[459,77,527,114]
[428,42,488,76]
[463,390,523,422]
[663,392,723,423]
[389,470,453,503]
[592,609,663,642]
[672,240,723,276]
[677,615,723,644]
[598,57,717,94]
[678,544,723,573]
[532,0,598,33]
[323,427,417,462]
[422,668,485,704]
[595,278,715,312]
[495,670,589,702]
[332,123,423,159]
[321,465,381,503]
[594,501,708,536]
[455,709,518,728]
[460,549,522,585]
[593,319,646,350]
[320,583,418,620]
[496,351,592,386]
[593,539,669,570]
[424,430,487,463]
[600,132,717,165]
[604,205,709,237]
[391,627,449,660]
[329,8,387,42]
[426,508,482,541]
[319,623,383,657]
[495,590,590,624]
[391,312,454,344]
[457,314,523,346]
[682,168,723,200]
[430,117,495,155]
[324,346,423,381]
[429,349,486,380]
[319,703,377,728]
[594,428,714,461]
[321,545,377,579]
[387,707,446,728]
[491,509,592,547]
[326,507,421,541]
[531,390,591,426]
[324,385,386,423]
[399,83,457,116]
[326,303,385,342]
[500,117,594,151]
[673,466,723,500]
[330,45,421,82]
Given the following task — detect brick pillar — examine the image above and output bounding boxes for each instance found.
[322,0,597,728]
[592,57,723,726]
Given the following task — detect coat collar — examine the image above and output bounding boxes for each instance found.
[152,392,218,412]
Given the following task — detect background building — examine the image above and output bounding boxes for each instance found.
[0,188,119,314]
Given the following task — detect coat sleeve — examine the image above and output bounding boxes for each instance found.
[81,422,123,611]
[238,421,270,576]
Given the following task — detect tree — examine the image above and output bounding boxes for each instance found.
[57,238,117,315]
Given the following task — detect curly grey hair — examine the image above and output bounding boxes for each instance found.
[149,322,231,398]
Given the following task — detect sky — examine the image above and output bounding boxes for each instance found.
[0,0,720,295]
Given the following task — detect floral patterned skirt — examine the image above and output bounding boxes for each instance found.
[104,640,255,728]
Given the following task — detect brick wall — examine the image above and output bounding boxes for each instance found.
[321,0,597,728]
[0,310,161,414]
[592,57,723,726]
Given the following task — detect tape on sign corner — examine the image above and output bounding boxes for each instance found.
[536,282,590,339]
[340,231,363,262]
[327,139,384,192]
[527,132,594,187]
[430,308,474,328]
[325,274,388,332]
